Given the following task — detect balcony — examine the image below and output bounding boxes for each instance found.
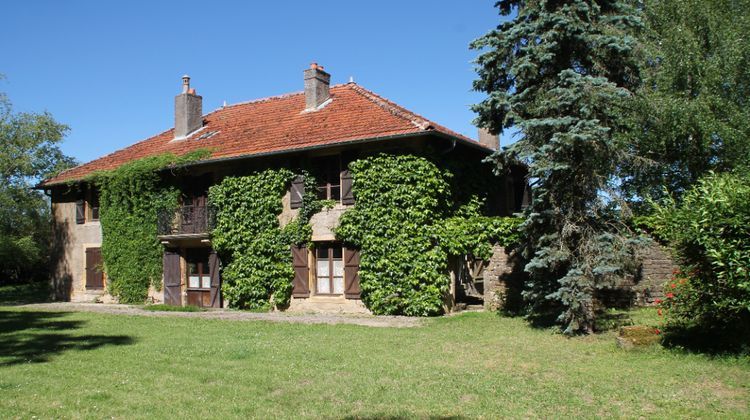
[157,205,216,239]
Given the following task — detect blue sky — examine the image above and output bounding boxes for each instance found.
[1,1,511,164]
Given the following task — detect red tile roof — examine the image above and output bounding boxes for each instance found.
[43,83,488,186]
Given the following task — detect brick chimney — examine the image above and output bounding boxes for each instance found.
[174,75,203,139]
[303,63,331,111]
[478,127,499,151]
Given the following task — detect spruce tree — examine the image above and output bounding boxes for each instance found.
[471,1,643,333]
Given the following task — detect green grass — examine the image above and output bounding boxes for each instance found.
[0,307,748,418]
[142,304,204,312]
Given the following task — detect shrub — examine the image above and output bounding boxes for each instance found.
[652,172,750,332]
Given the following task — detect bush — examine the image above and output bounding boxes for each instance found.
[652,172,750,334]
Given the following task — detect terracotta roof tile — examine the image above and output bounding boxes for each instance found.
[43,83,487,186]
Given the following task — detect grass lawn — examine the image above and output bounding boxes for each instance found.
[0,306,748,418]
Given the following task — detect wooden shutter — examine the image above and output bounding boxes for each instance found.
[291,245,310,297]
[208,250,222,308]
[290,175,304,209]
[85,248,104,289]
[163,249,182,306]
[344,247,361,299]
[75,199,85,224]
[341,170,355,205]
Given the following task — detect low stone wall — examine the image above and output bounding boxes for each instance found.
[633,243,678,305]
[481,241,678,311]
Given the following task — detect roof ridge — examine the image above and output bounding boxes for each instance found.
[223,83,351,109]
[347,84,432,131]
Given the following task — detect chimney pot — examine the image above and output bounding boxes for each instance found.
[303,62,331,111]
[478,127,500,151]
[181,75,190,94]
[174,75,203,139]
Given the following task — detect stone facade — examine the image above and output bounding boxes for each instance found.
[50,193,103,302]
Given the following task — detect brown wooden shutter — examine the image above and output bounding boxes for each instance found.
[75,199,85,224]
[163,249,182,306]
[290,175,304,209]
[344,247,361,299]
[291,245,310,297]
[341,170,354,205]
[85,247,104,289]
[208,250,222,308]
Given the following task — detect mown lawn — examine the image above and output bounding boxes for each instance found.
[0,305,748,419]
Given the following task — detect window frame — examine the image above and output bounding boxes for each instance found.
[313,155,341,202]
[86,186,100,222]
[314,243,344,296]
[186,249,211,290]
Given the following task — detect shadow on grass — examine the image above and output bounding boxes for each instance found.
[0,310,135,367]
[661,321,750,355]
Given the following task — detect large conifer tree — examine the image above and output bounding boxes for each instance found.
[471,1,642,333]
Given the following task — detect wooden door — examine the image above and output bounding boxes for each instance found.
[85,247,104,289]
[163,249,182,305]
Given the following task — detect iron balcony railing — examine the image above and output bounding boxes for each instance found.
[157,205,216,236]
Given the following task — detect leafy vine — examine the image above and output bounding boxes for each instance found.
[86,150,210,303]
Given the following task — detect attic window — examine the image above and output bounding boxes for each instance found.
[197,130,219,141]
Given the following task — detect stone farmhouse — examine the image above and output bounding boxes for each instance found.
[38,64,539,312]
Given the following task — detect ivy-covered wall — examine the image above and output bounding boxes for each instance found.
[336,153,521,316]
[88,151,209,303]
[208,168,322,310]
[75,147,520,312]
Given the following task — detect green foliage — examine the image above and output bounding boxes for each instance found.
[336,153,519,316]
[0,81,75,283]
[90,151,210,303]
[652,172,750,332]
[209,169,300,310]
[622,0,750,204]
[471,0,644,333]
[336,154,451,316]
[281,170,320,247]
[440,200,522,259]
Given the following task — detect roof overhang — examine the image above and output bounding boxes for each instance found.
[38,130,493,189]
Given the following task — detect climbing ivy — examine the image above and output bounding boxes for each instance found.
[336,153,519,316]
[209,168,318,310]
[440,199,522,259]
[88,150,210,303]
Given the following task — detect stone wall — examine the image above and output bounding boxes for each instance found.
[480,241,677,311]
[50,193,103,302]
[632,243,678,305]
[483,245,525,312]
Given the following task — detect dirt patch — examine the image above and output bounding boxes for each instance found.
[16,302,424,328]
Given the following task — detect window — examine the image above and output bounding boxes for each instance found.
[88,186,100,221]
[314,156,341,201]
[186,249,211,289]
[316,244,344,295]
